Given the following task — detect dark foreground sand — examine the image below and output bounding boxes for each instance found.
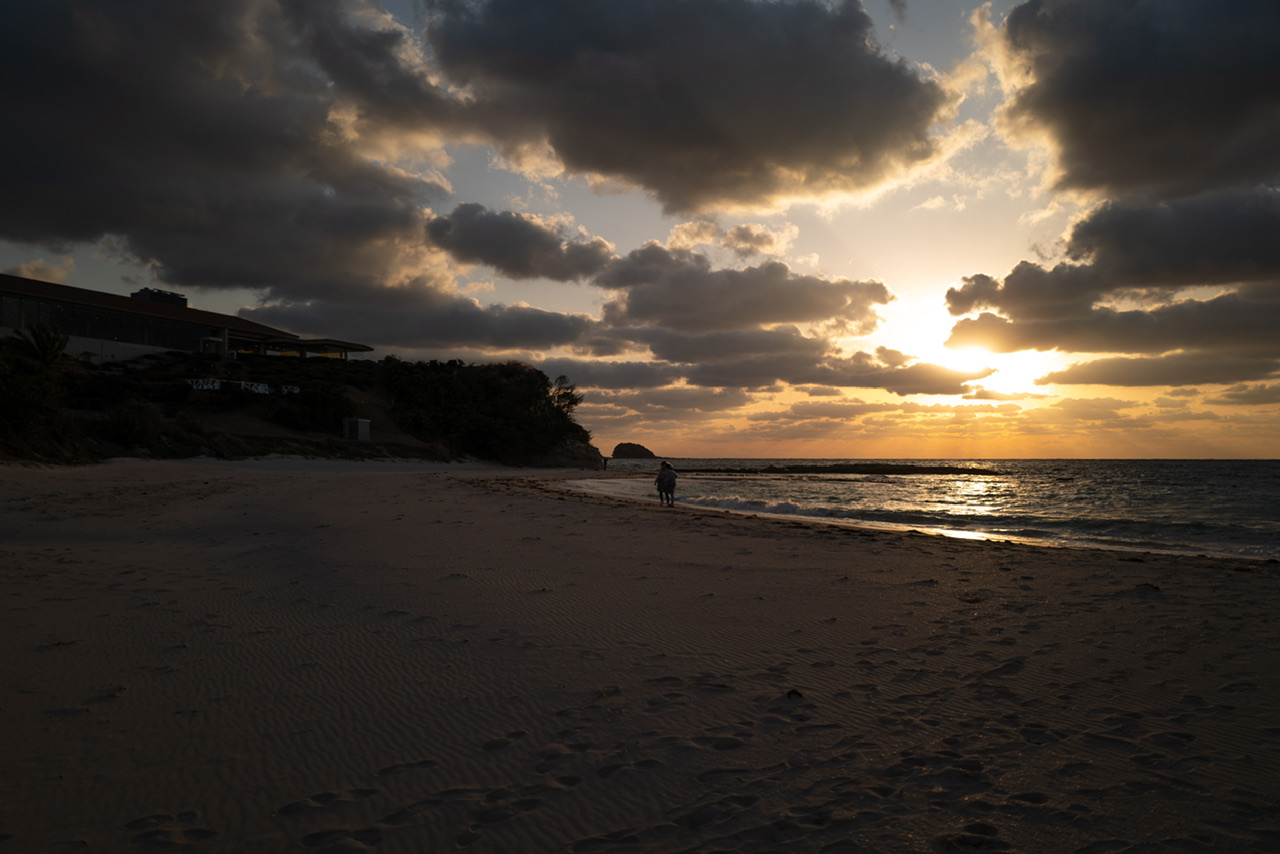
[2,458,1278,853]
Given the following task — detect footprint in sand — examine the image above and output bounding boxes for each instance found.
[1146,727,1192,747]
[932,828,1010,851]
[276,789,379,816]
[84,685,126,704]
[480,729,529,751]
[643,692,689,712]
[378,797,446,826]
[673,794,759,829]
[300,827,381,849]
[568,825,683,853]
[375,758,437,776]
[692,735,749,751]
[595,763,629,779]
[595,756,665,779]
[125,812,217,847]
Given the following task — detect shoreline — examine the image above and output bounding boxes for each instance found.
[3,459,1278,851]
[567,471,1278,565]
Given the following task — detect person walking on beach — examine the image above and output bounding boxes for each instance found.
[655,461,677,507]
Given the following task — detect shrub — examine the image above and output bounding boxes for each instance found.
[0,350,61,436]
[270,382,358,433]
[381,358,590,462]
[100,398,167,448]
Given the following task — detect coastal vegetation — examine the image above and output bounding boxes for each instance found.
[0,326,600,465]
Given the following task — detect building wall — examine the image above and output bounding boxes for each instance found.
[0,326,210,364]
[2,284,367,362]
[64,333,177,364]
[1,293,222,354]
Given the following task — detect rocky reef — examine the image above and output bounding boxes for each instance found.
[611,442,657,459]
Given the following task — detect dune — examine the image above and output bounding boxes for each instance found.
[1,458,1277,852]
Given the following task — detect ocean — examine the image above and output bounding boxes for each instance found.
[573,459,1280,561]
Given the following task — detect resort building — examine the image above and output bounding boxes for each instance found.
[0,274,372,363]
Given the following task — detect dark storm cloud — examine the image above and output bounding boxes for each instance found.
[276,0,459,132]
[634,325,829,365]
[1065,189,1280,286]
[1208,384,1280,406]
[537,358,682,389]
[0,0,449,299]
[683,352,838,390]
[1038,353,1280,388]
[675,345,994,394]
[948,289,1280,358]
[1001,0,1280,199]
[0,0,621,358]
[607,387,755,414]
[945,262,1104,321]
[721,225,791,259]
[425,204,613,281]
[944,191,1280,376]
[243,286,597,350]
[0,0,1022,406]
[599,244,892,334]
[580,315,990,394]
[809,357,995,396]
[427,0,948,212]
[947,1,1280,388]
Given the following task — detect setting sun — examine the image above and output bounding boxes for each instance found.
[967,349,1066,396]
[873,297,1068,398]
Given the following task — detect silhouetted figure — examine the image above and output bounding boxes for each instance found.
[655,461,677,507]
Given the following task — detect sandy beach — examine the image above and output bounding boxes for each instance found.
[2,458,1278,853]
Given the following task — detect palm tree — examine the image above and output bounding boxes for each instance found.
[10,323,69,368]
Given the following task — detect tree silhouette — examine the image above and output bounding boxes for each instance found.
[10,324,69,368]
[0,325,67,451]
[381,357,591,462]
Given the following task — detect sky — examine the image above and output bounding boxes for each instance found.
[3,0,1278,459]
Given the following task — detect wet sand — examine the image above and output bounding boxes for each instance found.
[2,458,1278,852]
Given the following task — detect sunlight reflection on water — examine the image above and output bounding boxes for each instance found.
[575,458,1280,560]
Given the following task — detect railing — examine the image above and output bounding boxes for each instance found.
[186,379,300,394]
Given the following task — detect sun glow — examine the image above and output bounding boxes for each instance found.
[889,333,1068,397]
[935,344,993,374]
[921,343,1067,397]
[871,298,1068,397]
[967,349,1066,396]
